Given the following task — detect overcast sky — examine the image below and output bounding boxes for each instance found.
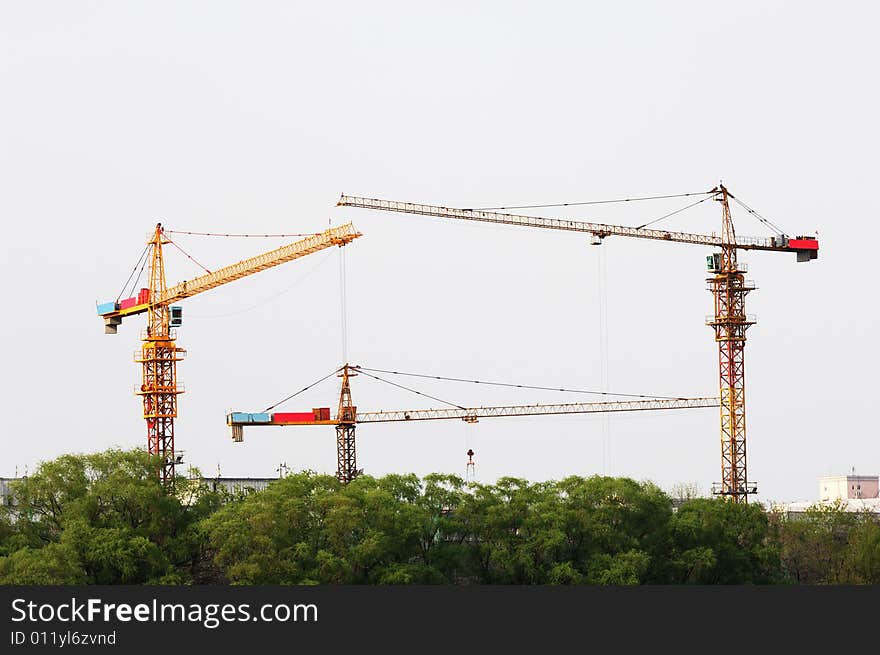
[1,1,876,502]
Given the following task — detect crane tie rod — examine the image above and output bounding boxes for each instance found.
[635,194,717,229]
[728,193,788,236]
[355,369,468,410]
[262,368,343,412]
[355,366,692,401]
[116,243,150,302]
[165,229,322,238]
[470,190,716,211]
[165,237,212,274]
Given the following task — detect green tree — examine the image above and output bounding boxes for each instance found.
[554,476,670,584]
[0,449,224,585]
[663,498,782,584]
[413,473,469,580]
[847,520,880,583]
[0,508,17,556]
[13,449,880,587]
[452,475,667,584]
[454,477,551,583]
[200,471,340,584]
[774,502,877,584]
[200,471,456,584]
[0,544,86,585]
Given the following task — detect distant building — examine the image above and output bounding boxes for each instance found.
[201,477,276,495]
[819,474,879,501]
[771,473,880,518]
[775,497,880,517]
[0,478,19,508]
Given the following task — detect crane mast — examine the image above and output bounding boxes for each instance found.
[99,223,362,486]
[138,224,185,485]
[336,365,359,483]
[708,188,754,499]
[337,188,818,502]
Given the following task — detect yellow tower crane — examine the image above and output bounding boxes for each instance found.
[337,187,819,502]
[97,223,362,485]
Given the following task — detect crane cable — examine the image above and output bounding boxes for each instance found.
[259,362,696,416]
[470,190,716,211]
[124,250,150,301]
[597,245,610,474]
[354,367,691,401]
[635,194,717,229]
[116,243,150,302]
[464,419,477,483]
[262,368,342,413]
[185,250,334,319]
[355,369,468,410]
[260,365,468,414]
[340,247,349,364]
[165,237,212,274]
[469,188,788,237]
[727,193,788,236]
[165,229,321,238]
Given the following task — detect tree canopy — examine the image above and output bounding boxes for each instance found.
[1,448,878,585]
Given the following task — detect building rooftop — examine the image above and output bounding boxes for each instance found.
[773,497,880,514]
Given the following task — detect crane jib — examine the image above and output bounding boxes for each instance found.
[336,195,818,258]
[226,397,720,429]
[95,223,362,322]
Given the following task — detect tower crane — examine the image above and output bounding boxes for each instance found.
[227,364,720,483]
[96,223,362,485]
[336,186,819,502]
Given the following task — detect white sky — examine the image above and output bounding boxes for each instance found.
[1,1,876,502]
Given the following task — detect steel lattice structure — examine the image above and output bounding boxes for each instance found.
[98,223,362,486]
[135,226,185,486]
[228,364,720,482]
[337,187,819,501]
[706,188,757,501]
[135,341,185,485]
[335,365,359,483]
[338,195,805,253]
[354,397,718,423]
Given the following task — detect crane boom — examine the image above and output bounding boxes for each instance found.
[355,397,718,423]
[227,364,718,483]
[162,223,360,303]
[337,195,818,258]
[99,223,362,323]
[227,396,718,428]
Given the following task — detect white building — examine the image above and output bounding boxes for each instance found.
[819,474,879,501]
[771,473,880,517]
[201,477,276,495]
[0,478,18,508]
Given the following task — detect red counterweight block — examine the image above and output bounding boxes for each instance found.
[789,238,819,250]
[273,412,318,423]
